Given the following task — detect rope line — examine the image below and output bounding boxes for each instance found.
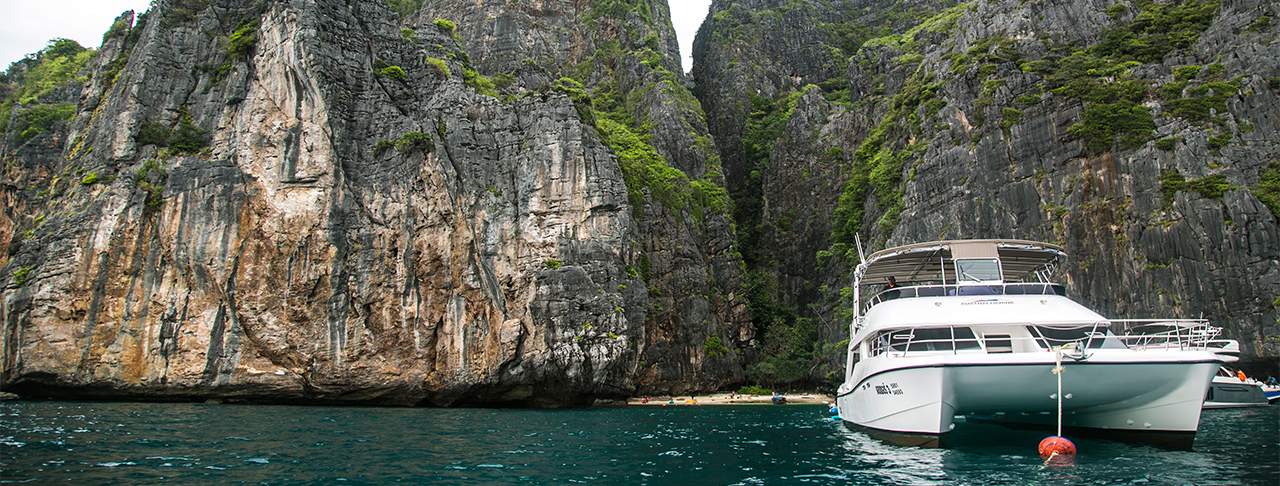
[1052,346,1065,437]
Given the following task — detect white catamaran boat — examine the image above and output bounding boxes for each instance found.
[835,240,1225,449]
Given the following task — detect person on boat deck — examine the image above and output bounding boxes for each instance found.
[883,276,901,300]
[1237,370,1248,382]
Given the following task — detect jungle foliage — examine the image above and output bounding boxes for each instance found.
[1158,169,1237,208]
[136,159,167,209]
[135,119,210,154]
[9,103,76,147]
[1256,162,1280,218]
[226,19,260,59]
[385,0,424,19]
[2,39,92,145]
[1020,0,1223,154]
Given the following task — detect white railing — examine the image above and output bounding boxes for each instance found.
[864,319,1222,358]
[1107,319,1221,351]
[863,282,1068,311]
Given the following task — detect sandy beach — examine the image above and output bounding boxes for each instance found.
[621,393,834,406]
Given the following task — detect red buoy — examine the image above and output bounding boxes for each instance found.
[1039,436,1076,459]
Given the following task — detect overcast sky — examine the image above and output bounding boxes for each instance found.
[1,0,155,68]
[3,0,713,73]
[669,1,714,72]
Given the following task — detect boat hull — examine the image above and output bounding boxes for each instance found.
[837,352,1220,448]
[1203,378,1271,408]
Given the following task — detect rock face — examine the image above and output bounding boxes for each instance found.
[3,0,1277,404]
[414,0,753,395]
[0,0,750,405]
[694,0,1280,374]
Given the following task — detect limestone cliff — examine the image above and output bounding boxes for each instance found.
[694,0,1280,378]
[0,0,749,405]
[412,0,753,395]
[4,0,1276,403]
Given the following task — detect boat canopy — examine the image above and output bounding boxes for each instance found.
[854,239,1065,288]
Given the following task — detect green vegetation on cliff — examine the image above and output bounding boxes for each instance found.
[588,0,655,26]
[728,89,823,387]
[703,336,729,357]
[832,74,940,245]
[378,65,408,81]
[1,39,92,145]
[386,0,423,19]
[1159,169,1236,207]
[226,19,260,59]
[396,131,434,153]
[825,2,965,57]
[693,0,1266,388]
[10,266,31,286]
[433,18,456,34]
[9,103,76,147]
[751,316,818,387]
[103,14,132,41]
[161,0,209,27]
[1015,0,1223,154]
[534,18,727,226]
[425,57,451,77]
[1256,162,1280,218]
[8,39,91,104]
[735,90,801,265]
[1093,0,1220,62]
[135,159,167,209]
[135,118,210,154]
[598,119,726,223]
[699,0,974,389]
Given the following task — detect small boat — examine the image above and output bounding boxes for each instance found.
[771,395,787,404]
[1203,367,1271,408]
[1264,382,1280,404]
[834,239,1224,449]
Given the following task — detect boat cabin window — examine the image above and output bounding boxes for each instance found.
[946,327,982,351]
[955,258,1002,283]
[983,334,1013,353]
[876,327,981,353]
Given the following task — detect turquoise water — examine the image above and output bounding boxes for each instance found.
[2,400,1276,484]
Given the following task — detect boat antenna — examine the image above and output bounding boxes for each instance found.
[940,255,946,286]
[854,234,867,264]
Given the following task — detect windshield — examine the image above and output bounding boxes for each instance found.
[955,258,1001,283]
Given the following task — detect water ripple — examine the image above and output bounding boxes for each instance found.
[0,402,1274,484]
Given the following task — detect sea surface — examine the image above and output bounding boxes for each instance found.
[1,400,1276,484]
